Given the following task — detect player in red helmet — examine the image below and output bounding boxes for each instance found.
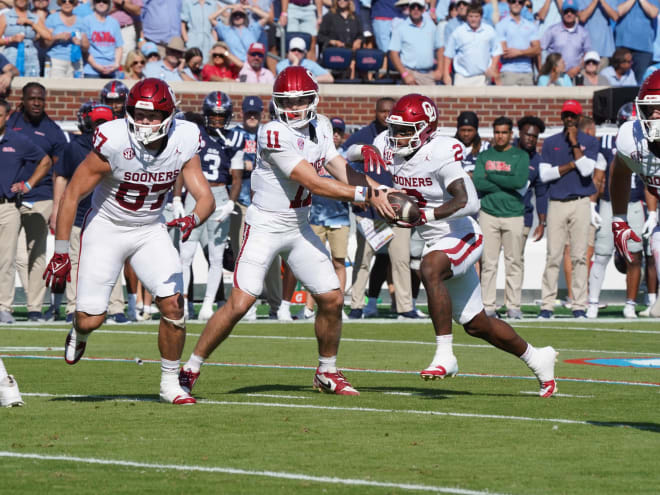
[180,66,395,396]
[611,70,660,317]
[43,78,216,404]
[347,94,558,397]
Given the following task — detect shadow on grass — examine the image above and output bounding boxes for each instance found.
[587,421,660,433]
[50,395,159,403]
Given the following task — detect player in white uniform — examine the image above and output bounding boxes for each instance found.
[348,94,558,397]
[43,78,215,405]
[610,71,660,317]
[179,66,395,396]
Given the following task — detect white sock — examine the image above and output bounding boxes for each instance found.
[304,307,314,317]
[318,355,337,373]
[185,354,205,373]
[0,358,8,382]
[520,343,537,366]
[588,254,610,304]
[431,334,453,364]
[127,293,137,313]
[626,299,636,307]
[280,300,291,310]
[160,358,180,387]
[648,293,657,306]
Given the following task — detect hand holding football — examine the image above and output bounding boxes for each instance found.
[387,192,421,225]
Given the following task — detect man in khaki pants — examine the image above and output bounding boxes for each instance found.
[537,100,599,318]
[6,83,67,321]
[0,99,52,324]
[473,116,530,319]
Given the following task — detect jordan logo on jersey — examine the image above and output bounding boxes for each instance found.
[123,148,135,160]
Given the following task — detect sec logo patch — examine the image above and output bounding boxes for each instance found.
[123,148,135,160]
[297,138,305,151]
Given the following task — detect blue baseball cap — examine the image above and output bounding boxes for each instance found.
[242,96,264,113]
[141,42,159,57]
[562,0,578,12]
[331,117,345,132]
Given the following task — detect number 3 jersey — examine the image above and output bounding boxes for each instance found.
[615,119,660,200]
[248,115,339,231]
[91,118,201,225]
[373,130,480,240]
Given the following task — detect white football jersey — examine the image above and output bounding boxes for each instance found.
[91,118,201,225]
[248,115,339,231]
[373,130,480,239]
[616,120,660,200]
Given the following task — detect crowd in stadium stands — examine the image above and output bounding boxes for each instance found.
[0,0,659,85]
[0,74,658,326]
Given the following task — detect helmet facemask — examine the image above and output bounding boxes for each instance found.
[205,111,230,136]
[635,97,660,142]
[386,118,427,157]
[126,106,173,145]
[272,92,318,128]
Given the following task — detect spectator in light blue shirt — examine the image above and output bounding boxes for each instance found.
[484,0,536,24]
[275,36,334,82]
[80,0,124,78]
[141,0,182,45]
[541,0,592,79]
[210,3,270,62]
[537,51,573,85]
[576,0,618,64]
[389,0,443,85]
[444,0,468,43]
[496,0,541,85]
[532,0,562,37]
[45,0,86,78]
[444,3,502,85]
[181,0,217,64]
[614,0,659,83]
[599,46,638,85]
[142,35,185,81]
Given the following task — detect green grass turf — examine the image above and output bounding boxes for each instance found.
[1,317,659,494]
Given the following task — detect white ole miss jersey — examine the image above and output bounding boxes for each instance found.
[616,120,660,200]
[91,118,201,225]
[373,130,480,240]
[248,114,339,231]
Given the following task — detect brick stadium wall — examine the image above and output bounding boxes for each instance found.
[7,77,601,128]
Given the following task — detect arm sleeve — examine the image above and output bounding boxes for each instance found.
[539,161,560,182]
[388,23,401,52]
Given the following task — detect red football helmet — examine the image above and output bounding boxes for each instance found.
[126,78,177,144]
[386,94,438,156]
[272,66,319,128]
[636,70,660,141]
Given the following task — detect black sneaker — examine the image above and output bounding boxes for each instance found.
[347,308,362,319]
[107,313,129,324]
[397,310,420,320]
[27,311,43,322]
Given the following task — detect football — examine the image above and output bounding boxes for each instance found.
[388,191,421,225]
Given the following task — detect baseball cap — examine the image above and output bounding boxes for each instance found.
[166,36,185,53]
[561,99,583,115]
[562,0,578,12]
[584,50,600,63]
[394,0,410,6]
[248,42,266,55]
[242,96,264,113]
[289,37,307,52]
[457,111,479,129]
[141,42,159,57]
[331,117,346,133]
[408,0,425,7]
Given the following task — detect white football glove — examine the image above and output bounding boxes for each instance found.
[171,196,186,219]
[590,201,602,229]
[215,200,235,223]
[643,210,658,239]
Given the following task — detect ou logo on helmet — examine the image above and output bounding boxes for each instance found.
[421,101,437,122]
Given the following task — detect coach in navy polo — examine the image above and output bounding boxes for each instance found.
[538,99,598,319]
[7,82,66,321]
[0,99,51,324]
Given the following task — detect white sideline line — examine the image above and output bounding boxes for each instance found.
[19,392,652,430]
[0,451,510,495]
[2,326,659,357]
[246,393,309,399]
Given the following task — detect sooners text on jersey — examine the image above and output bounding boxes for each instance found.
[91,118,201,224]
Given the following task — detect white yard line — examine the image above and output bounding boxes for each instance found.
[0,451,512,495]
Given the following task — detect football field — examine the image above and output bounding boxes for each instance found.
[1,311,659,494]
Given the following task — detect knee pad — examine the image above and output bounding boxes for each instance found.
[162,315,186,329]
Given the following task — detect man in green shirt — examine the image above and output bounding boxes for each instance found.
[473,116,530,319]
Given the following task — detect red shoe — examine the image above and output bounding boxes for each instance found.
[160,383,196,405]
[64,328,87,365]
[539,380,557,398]
[530,346,558,397]
[179,367,200,394]
[420,356,459,380]
[313,368,359,395]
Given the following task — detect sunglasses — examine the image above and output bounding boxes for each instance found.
[291,48,304,53]
[212,53,225,58]
[563,8,576,13]
[508,0,525,4]
[132,60,146,65]
[410,4,425,9]
[60,0,77,4]
[561,111,579,119]
[94,0,111,4]
[248,52,264,57]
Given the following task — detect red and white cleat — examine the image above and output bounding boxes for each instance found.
[160,383,196,405]
[313,368,359,395]
[420,356,459,380]
[531,346,558,397]
[64,328,87,365]
[179,367,200,394]
[0,375,24,407]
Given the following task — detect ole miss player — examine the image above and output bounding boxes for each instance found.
[43,78,215,405]
[347,94,558,397]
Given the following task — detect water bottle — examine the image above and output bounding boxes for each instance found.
[574,72,584,86]
[44,60,52,78]
[16,41,25,76]
[70,31,82,64]
[116,67,125,79]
